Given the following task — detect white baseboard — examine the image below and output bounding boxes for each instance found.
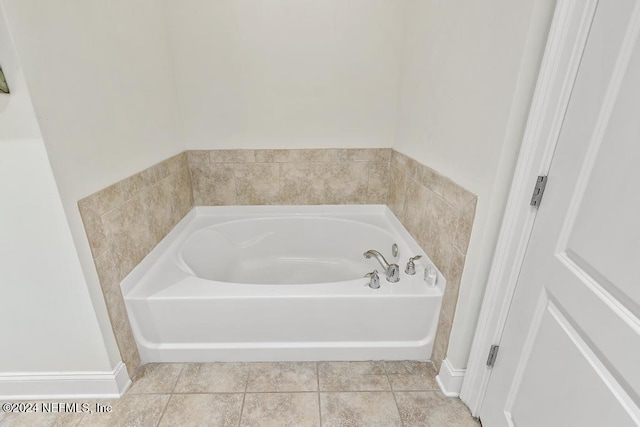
[436,358,466,397]
[0,362,131,400]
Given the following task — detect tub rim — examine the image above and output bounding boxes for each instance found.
[121,205,446,298]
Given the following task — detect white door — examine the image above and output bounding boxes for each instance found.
[480,0,640,425]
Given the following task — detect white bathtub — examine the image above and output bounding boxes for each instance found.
[122,205,445,363]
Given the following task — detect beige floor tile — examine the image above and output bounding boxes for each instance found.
[384,361,438,390]
[318,361,389,391]
[158,393,243,427]
[79,394,169,427]
[174,363,249,393]
[240,393,319,427]
[394,391,480,427]
[127,363,184,394]
[320,391,401,427]
[0,410,83,427]
[246,362,317,392]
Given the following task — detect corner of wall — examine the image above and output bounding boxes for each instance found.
[78,152,193,377]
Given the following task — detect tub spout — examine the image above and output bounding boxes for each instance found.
[363,250,400,283]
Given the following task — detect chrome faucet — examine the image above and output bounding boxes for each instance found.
[363,250,400,282]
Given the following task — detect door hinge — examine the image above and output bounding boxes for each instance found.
[530,175,548,208]
[486,345,499,368]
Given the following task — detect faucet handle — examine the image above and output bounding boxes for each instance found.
[405,255,422,275]
[364,270,380,289]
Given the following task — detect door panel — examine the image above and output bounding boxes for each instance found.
[510,297,636,427]
[480,0,640,425]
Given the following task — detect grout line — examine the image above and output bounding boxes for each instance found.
[170,364,186,394]
[387,374,404,426]
[237,364,250,427]
[232,163,240,204]
[316,362,322,426]
[155,394,173,427]
[237,393,246,427]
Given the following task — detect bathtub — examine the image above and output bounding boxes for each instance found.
[122,205,445,363]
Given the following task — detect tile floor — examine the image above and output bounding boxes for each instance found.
[0,362,480,427]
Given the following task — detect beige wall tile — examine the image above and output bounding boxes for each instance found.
[187,150,209,165]
[102,196,153,276]
[87,227,108,259]
[280,162,368,205]
[79,183,124,215]
[347,148,392,162]
[387,166,407,219]
[78,201,108,259]
[279,163,325,204]
[441,249,465,322]
[454,198,477,255]
[102,196,155,276]
[175,166,194,218]
[425,201,458,274]
[401,178,434,249]
[210,149,255,164]
[299,149,348,162]
[254,149,301,163]
[117,319,142,379]
[325,162,369,204]
[235,163,280,205]
[432,311,453,371]
[367,162,390,204]
[154,153,186,181]
[117,168,157,201]
[138,180,174,245]
[391,151,419,178]
[442,177,476,211]
[187,150,210,164]
[189,164,237,206]
[416,163,445,197]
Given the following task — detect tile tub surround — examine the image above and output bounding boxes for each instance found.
[78,152,193,378]
[388,150,477,370]
[78,147,475,377]
[0,362,480,426]
[187,148,391,205]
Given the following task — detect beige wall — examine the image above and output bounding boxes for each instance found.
[395,0,556,368]
[165,0,404,150]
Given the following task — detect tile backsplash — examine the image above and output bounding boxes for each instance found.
[188,149,391,206]
[78,148,475,375]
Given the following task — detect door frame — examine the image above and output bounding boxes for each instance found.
[460,0,600,416]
